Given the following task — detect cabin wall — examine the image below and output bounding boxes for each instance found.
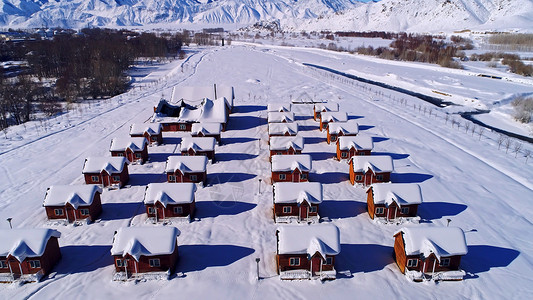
[273,203,319,220]
[181,150,215,161]
[167,171,206,184]
[366,190,375,219]
[394,233,407,274]
[145,202,195,219]
[271,171,309,183]
[270,149,302,158]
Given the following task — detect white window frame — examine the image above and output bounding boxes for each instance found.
[91,176,100,182]
[134,153,141,159]
[190,175,198,182]
[80,208,90,216]
[0,261,7,268]
[29,260,41,268]
[283,206,292,214]
[439,258,450,267]
[179,124,187,130]
[401,207,409,214]
[148,207,156,214]
[279,174,286,180]
[309,206,317,213]
[149,258,160,267]
[116,259,124,267]
[112,175,121,182]
[407,259,418,267]
[289,257,300,266]
[168,175,176,182]
[376,174,384,181]
[300,173,307,180]
[325,257,333,265]
[54,208,64,216]
[355,175,363,181]
[341,151,348,158]
[375,207,385,215]
[173,206,183,214]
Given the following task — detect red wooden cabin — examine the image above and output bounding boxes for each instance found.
[191,123,222,143]
[349,156,394,187]
[273,182,322,223]
[82,157,129,188]
[180,137,216,161]
[144,183,196,221]
[43,185,103,223]
[313,102,339,121]
[165,156,208,185]
[0,228,61,282]
[269,136,304,159]
[271,154,312,183]
[327,120,358,144]
[268,123,298,142]
[366,183,422,222]
[130,123,163,146]
[336,135,373,160]
[110,137,149,164]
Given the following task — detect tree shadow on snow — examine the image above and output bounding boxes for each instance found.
[195,201,257,218]
[309,172,347,184]
[418,202,467,221]
[100,202,144,221]
[372,152,410,160]
[233,105,266,113]
[128,173,167,186]
[215,153,258,162]
[227,116,266,130]
[461,245,520,277]
[336,244,394,276]
[52,245,113,276]
[320,200,365,219]
[208,172,256,185]
[304,137,325,144]
[177,245,255,273]
[390,173,433,183]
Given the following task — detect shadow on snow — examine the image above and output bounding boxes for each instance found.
[462,245,519,275]
[233,105,266,114]
[418,202,467,221]
[372,152,410,160]
[391,173,433,183]
[100,202,144,221]
[298,125,320,131]
[336,244,394,275]
[359,125,375,131]
[227,115,266,130]
[221,137,258,145]
[307,152,334,161]
[321,200,365,219]
[195,201,257,218]
[208,172,257,184]
[304,137,325,144]
[128,173,167,186]
[178,245,255,273]
[52,245,113,276]
[215,153,258,162]
[309,172,348,184]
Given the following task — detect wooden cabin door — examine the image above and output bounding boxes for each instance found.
[311,255,322,276]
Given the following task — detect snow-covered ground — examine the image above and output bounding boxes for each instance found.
[1,44,532,299]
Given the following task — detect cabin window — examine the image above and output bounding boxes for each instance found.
[0,261,7,268]
[151,136,157,142]
[116,153,124,157]
[179,124,187,130]
[279,174,286,180]
[407,259,418,267]
[149,259,160,267]
[148,207,156,214]
[190,175,198,182]
[309,206,317,213]
[91,176,100,182]
[375,207,384,215]
[439,258,450,267]
[401,207,409,214]
[283,206,292,214]
[325,257,333,265]
[112,176,121,182]
[289,258,300,266]
[331,136,336,141]
[174,207,183,214]
[182,153,189,156]
[116,259,124,267]
[135,153,141,159]
[355,175,363,181]
[376,175,384,181]
[54,209,64,216]
[168,175,176,182]
[29,260,41,268]
[341,152,348,158]
[300,173,307,180]
[80,208,90,216]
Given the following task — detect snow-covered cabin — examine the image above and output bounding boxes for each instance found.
[393,227,468,281]
[43,185,103,223]
[111,227,180,280]
[0,228,61,282]
[271,154,312,183]
[180,137,216,161]
[313,102,339,121]
[268,123,298,140]
[366,183,422,222]
[191,123,222,143]
[276,224,340,280]
[267,103,292,112]
[327,120,359,144]
[273,182,322,223]
[269,136,304,159]
[320,111,348,131]
[349,156,394,187]
[144,183,196,221]
[129,123,163,146]
[336,135,374,160]
[109,137,149,164]
[268,111,295,123]
[82,157,129,188]
[170,85,234,114]
[165,156,208,184]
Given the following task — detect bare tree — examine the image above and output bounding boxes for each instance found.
[445,114,449,124]
[524,149,531,163]
[471,125,476,136]
[497,134,505,149]
[478,127,485,140]
[504,138,512,153]
[513,143,523,158]
[464,122,470,133]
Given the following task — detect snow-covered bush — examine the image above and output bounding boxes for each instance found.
[512,96,533,123]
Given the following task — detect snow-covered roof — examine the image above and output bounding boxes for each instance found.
[351,156,394,173]
[338,135,374,151]
[0,228,61,262]
[269,136,304,151]
[171,85,234,108]
[109,137,148,152]
[274,182,323,204]
[267,111,295,123]
[144,183,196,206]
[271,154,312,172]
[328,120,359,135]
[111,227,180,262]
[180,137,216,152]
[153,97,228,125]
[268,123,298,136]
[369,183,423,207]
[129,123,162,136]
[321,111,348,123]
[165,155,208,173]
[82,157,128,174]
[278,224,340,258]
[44,185,102,209]
[314,102,339,112]
[395,227,467,260]
[191,122,222,135]
[267,103,292,112]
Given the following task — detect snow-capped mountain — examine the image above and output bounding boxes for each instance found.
[0,0,531,31]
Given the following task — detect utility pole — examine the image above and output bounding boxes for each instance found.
[6,218,12,229]
[255,258,260,280]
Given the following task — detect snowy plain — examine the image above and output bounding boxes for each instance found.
[0,44,532,299]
